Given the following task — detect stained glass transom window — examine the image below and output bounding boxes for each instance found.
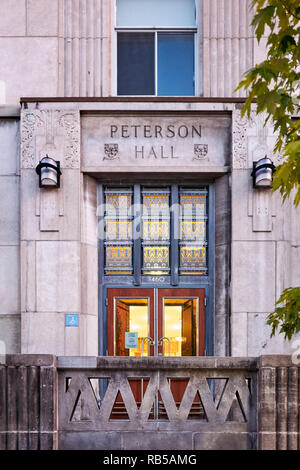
[142,188,170,274]
[103,186,209,277]
[104,188,133,274]
[179,189,208,275]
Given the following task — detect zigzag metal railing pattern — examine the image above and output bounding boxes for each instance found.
[58,359,257,433]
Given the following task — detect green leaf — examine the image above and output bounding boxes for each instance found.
[257,64,277,80]
[257,90,279,114]
[267,287,300,340]
[252,5,276,41]
[268,58,290,73]
[284,140,300,155]
[280,35,297,53]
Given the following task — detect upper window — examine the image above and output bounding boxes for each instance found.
[116,0,196,96]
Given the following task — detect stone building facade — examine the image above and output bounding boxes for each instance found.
[1,0,300,362]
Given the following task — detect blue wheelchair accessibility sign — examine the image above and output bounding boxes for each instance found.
[65,314,79,327]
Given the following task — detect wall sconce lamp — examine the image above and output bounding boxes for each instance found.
[35,156,61,188]
[251,156,275,188]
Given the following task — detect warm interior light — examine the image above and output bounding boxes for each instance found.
[164,305,182,356]
[163,298,198,356]
[129,305,148,357]
[145,271,168,275]
[175,336,187,343]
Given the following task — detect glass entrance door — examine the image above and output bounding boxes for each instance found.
[157,288,205,356]
[106,287,205,418]
[106,288,205,357]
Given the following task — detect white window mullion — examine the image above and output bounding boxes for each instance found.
[194,31,197,96]
[194,0,200,96]
[155,31,158,96]
[114,30,118,96]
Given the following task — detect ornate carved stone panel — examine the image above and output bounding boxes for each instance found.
[233,106,280,232]
[21,109,80,169]
[21,111,45,168]
[21,108,80,233]
[247,109,282,168]
[233,106,283,170]
[232,108,250,169]
[58,112,80,168]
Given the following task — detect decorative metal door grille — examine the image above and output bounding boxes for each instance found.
[179,188,208,275]
[142,188,170,275]
[103,186,209,277]
[104,188,133,274]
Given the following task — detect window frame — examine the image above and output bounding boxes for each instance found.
[101,184,210,283]
[98,179,215,357]
[113,1,200,97]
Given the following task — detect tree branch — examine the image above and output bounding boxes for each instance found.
[280,0,300,21]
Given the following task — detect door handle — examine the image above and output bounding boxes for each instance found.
[141,336,154,356]
[158,337,171,356]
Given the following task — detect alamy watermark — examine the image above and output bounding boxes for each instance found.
[96,202,206,242]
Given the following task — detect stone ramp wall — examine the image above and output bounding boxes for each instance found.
[0,355,299,450]
[57,356,258,450]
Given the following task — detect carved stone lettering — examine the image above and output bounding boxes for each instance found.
[135,145,179,159]
[82,115,231,170]
[110,124,202,139]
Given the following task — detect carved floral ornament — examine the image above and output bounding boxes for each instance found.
[232,107,282,169]
[21,111,44,168]
[58,112,80,168]
[232,109,252,169]
[21,109,80,169]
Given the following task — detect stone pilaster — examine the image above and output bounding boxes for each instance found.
[258,356,300,450]
[230,106,296,357]
[20,105,91,356]
[0,355,58,450]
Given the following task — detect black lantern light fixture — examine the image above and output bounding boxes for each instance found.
[251,156,275,188]
[35,155,61,188]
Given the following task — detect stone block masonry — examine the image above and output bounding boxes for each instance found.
[258,356,300,450]
[0,355,57,450]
